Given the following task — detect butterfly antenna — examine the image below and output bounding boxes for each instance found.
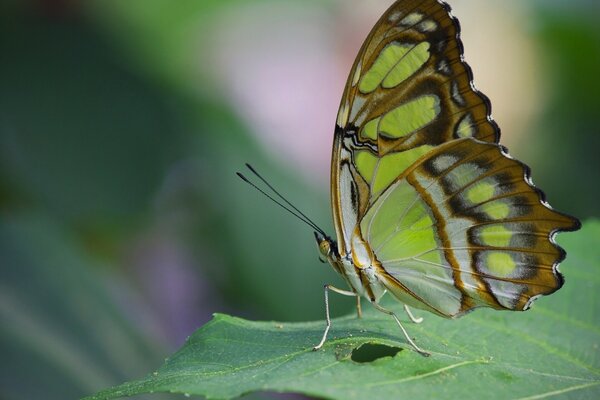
[243,164,328,236]
[237,164,327,237]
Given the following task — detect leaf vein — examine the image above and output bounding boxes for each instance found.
[516,381,600,400]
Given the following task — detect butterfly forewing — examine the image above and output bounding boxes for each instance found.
[360,138,578,316]
[336,0,499,148]
[332,0,500,255]
[330,0,579,315]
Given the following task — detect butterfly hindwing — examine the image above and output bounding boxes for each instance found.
[360,138,578,316]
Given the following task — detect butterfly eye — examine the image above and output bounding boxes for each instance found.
[317,240,331,258]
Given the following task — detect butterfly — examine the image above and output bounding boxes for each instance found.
[308,0,581,356]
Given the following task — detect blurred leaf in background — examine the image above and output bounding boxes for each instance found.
[529,0,600,219]
[0,216,165,399]
[0,0,598,399]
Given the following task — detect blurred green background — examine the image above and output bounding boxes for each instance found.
[1,0,598,399]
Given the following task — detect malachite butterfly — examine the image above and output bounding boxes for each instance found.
[239,0,580,356]
[308,0,581,356]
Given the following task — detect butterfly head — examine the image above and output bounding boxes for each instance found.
[314,232,339,263]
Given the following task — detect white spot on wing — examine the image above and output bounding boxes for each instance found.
[437,59,451,75]
[418,20,438,33]
[349,96,366,122]
[452,81,466,107]
[400,12,423,26]
[337,100,350,128]
[352,61,362,87]
[433,155,459,173]
[388,11,402,24]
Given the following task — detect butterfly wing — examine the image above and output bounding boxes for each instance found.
[360,138,579,316]
[332,0,499,256]
[331,0,579,316]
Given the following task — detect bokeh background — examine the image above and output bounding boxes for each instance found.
[1,0,599,399]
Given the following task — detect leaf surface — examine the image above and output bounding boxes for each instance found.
[86,221,600,400]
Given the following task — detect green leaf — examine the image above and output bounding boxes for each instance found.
[85,221,600,400]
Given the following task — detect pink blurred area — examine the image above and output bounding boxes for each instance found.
[202,0,542,183]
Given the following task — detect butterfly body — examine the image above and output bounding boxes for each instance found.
[317,232,388,304]
[311,0,580,352]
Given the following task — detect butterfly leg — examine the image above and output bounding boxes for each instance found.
[371,302,430,357]
[403,304,423,324]
[313,284,357,351]
[356,296,363,319]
